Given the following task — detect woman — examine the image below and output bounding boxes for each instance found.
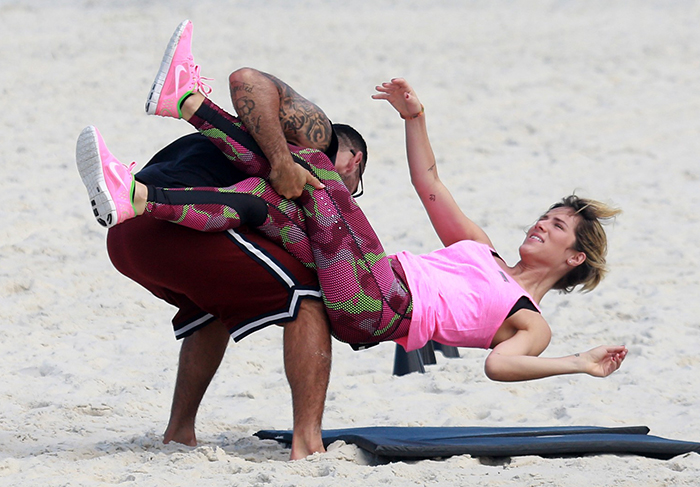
[77,74,626,382]
[373,78,626,381]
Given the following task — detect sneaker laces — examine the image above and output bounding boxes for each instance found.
[193,65,213,96]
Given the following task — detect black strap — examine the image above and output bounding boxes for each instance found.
[506,295,539,319]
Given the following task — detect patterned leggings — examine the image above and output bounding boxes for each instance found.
[144,99,412,343]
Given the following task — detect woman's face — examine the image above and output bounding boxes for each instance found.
[520,207,583,266]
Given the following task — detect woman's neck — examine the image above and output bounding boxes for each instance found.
[502,260,564,304]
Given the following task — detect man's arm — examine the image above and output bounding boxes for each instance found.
[229,68,329,198]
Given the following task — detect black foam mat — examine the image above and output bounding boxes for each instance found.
[255,425,700,460]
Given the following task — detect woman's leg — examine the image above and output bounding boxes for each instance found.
[142,177,315,268]
[154,90,412,342]
[142,146,412,344]
[285,147,413,343]
[144,178,269,231]
[186,97,273,178]
[143,133,414,342]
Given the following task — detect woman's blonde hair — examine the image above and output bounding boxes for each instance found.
[549,195,621,293]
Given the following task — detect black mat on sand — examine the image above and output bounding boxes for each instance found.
[255,425,700,460]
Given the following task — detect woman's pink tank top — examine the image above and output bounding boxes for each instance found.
[393,240,540,352]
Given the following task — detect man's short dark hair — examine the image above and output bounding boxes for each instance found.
[332,123,368,175]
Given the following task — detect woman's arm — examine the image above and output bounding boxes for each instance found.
[373,79,492,247]
[484,316,628,382]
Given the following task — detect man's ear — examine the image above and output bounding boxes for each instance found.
[351,150,363,168]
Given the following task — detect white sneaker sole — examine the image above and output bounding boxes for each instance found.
[145,20,189,115]
[76,126,118,228]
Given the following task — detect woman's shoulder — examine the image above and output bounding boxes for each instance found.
[444,239,494,254]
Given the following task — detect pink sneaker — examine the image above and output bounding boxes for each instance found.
[145,20,212,119]
[76,126,137,228]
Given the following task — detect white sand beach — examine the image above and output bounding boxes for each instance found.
[2,0,700,485]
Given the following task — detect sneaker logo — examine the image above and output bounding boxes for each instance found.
[107,161,124,186]
[175,64,188,96]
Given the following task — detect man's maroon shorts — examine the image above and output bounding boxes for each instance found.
[107,217,321,341]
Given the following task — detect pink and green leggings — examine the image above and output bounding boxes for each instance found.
[143,99,412,344]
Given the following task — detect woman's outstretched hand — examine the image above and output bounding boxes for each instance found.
[580,345,628,377]
[372,78,423,119]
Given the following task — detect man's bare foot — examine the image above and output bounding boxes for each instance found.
[163,423,197,447]
[290,433,325,460]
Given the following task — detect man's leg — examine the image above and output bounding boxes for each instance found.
[283,299,332,459]
[163,301,331,459]
[164,319,230,446]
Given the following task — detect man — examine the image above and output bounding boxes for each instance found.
[94,20,367,459]
[108,219,330,459]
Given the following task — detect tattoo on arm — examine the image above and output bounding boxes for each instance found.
[429,194,436,201]
[264,73,332,150]
[232,82,262,133]
[428,164,436,172]
[231,82,254,96]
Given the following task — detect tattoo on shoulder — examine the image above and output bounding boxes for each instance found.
[428,164,436,172]
[264,74,331,149]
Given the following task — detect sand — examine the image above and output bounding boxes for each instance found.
[2,0,700,485]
